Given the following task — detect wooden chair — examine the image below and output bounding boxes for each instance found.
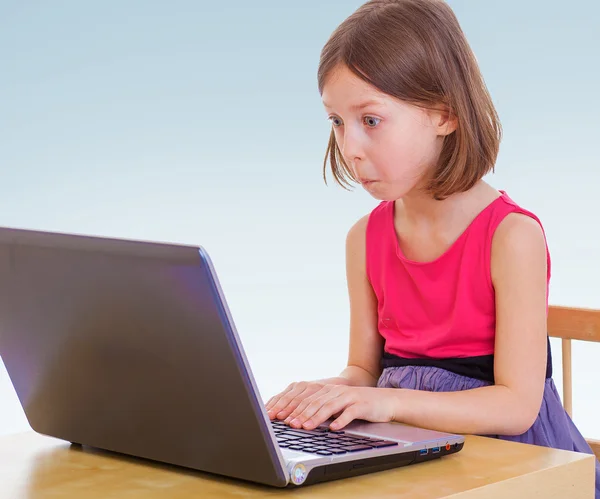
[548,305,600,460]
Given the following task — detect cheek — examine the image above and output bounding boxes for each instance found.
[372,127,431,179]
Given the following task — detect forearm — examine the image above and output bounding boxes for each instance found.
[322,365,379,388]
[390,384,539,436]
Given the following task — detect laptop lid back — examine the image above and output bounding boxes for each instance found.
[0,227,287,487]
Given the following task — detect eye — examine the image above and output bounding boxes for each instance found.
[364,116,381,128]
[328,116,343,127]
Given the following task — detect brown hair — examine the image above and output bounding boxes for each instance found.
[317,0,502,200]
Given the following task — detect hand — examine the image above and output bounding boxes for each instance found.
[276,385,397,431]
[266,380,332,421]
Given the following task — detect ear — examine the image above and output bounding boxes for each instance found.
[430,104,458,137]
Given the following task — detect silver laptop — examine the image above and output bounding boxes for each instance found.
[0,226,464,487]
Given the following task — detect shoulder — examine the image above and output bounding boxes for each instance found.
[346,201,389,248]
[346,214,370,251]
[491,212,548,284]
[493,212,546,251]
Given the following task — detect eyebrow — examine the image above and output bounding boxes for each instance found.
[322,99,384,111]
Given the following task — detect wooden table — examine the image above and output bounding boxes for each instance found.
[0,431,595,498]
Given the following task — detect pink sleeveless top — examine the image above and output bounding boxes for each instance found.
[366,191,552,381]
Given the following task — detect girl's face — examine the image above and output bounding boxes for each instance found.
[321,64,455,201]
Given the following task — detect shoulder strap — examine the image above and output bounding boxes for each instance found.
[365,201,394,290]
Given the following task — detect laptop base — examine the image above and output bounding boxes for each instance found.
[287,442,464,486]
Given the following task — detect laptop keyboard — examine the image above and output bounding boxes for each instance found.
[271,421,399,456]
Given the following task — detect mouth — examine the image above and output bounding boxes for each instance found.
[359,178,377,185]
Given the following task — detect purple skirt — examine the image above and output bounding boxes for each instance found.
[378,365,600,498]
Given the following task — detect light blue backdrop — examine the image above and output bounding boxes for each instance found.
[1,0,598,438]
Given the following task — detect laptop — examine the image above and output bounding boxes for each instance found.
[0,226,465,487]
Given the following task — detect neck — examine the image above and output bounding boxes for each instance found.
[397,188,453,224]
[397,180,486,225]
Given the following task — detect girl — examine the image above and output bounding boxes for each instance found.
[265,0,600,495]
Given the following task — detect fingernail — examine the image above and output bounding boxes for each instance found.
[290,418,299,426]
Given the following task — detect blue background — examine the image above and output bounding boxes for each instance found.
[1,0,598,438]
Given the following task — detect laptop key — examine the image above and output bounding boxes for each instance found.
[323,433,345,439]
[279,434,302,440]
[370,441,399,448]
[273,421,394,454]
[285,431,314,438]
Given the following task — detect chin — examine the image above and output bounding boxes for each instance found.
[362,181,409,201]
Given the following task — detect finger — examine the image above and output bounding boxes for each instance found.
[265,395,279,410]
[285,385,340,426]
[265,390,289,414]
[266,383,304,417]
[329,403,363,430]
[266,382,297,410]
[294,393,351,430]
[265,391,289,412]
[284,385,335,423]
[266,398,283,419]
[269,383,315,419]
[275,385,324,420]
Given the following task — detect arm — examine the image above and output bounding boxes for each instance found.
[390,213,549,436]
[265,215,382,419]
[326,215,384,388]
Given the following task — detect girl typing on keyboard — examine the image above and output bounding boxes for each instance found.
[264,0,599,495]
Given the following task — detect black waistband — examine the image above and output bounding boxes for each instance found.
[381,337,553,383]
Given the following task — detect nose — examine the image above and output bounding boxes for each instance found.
[339,126,364,165]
